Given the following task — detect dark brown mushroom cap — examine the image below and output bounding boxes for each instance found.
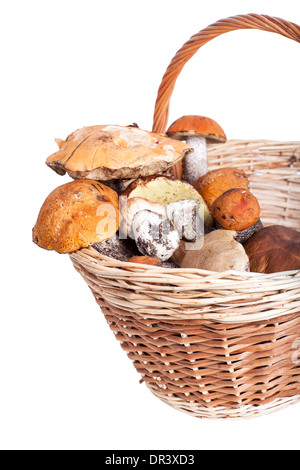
[243,225,300,273]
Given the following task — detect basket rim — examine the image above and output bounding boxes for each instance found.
[70,245,300,324]
[70,245,300,280]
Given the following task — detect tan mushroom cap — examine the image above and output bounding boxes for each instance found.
[180,230,249,272]
[46,125,192,181]
[166,115,227,142]
[122,175,213,225]
[32,179,119,254]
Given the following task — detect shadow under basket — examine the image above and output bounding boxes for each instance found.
[70,14,300,419]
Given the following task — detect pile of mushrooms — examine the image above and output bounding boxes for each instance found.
[33,120,300,274]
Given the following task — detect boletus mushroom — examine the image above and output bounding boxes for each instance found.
[32,180,119,253]
[211,188,263,243]
[131,210,180,262]
[122,175,212,226]
[166,115,227,184]
[46,125,192,186]
[171,230,249,272]
[120,195,205,258]
[193,167,249,212]
[243,225,300,273]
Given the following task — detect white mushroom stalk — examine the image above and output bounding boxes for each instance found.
[119,196,167,239]
[166,199,203,242]
[183,136,208,184]
[166,115,227,185]
[132,210,180,261]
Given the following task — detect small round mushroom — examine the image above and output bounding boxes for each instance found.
[166,115,227,184]
[193,167,249,212]
[131,210,180,261]
[212,188,263,243]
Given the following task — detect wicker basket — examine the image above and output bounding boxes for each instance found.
[70,14,300,419]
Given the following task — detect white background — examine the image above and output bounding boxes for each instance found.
[1,0,300,450]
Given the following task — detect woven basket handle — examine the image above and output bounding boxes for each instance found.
[152,13,300,137]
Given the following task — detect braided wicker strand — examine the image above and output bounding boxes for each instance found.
[152,14,300,136]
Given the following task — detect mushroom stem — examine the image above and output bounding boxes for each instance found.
[131,210,180,261]
[184,136,207,184]
[166,199,203,242]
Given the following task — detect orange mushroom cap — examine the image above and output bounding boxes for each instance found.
[212,188,261,231]
[166,115,227,142]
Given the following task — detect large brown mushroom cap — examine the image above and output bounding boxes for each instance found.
[32,179,119,254]
[243,225,300,273]
[46,125,192,181]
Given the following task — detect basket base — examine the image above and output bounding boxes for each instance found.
[147,384,300,419]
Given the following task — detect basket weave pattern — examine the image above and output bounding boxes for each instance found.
[70,14,300,419]
[207,140,300,229]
